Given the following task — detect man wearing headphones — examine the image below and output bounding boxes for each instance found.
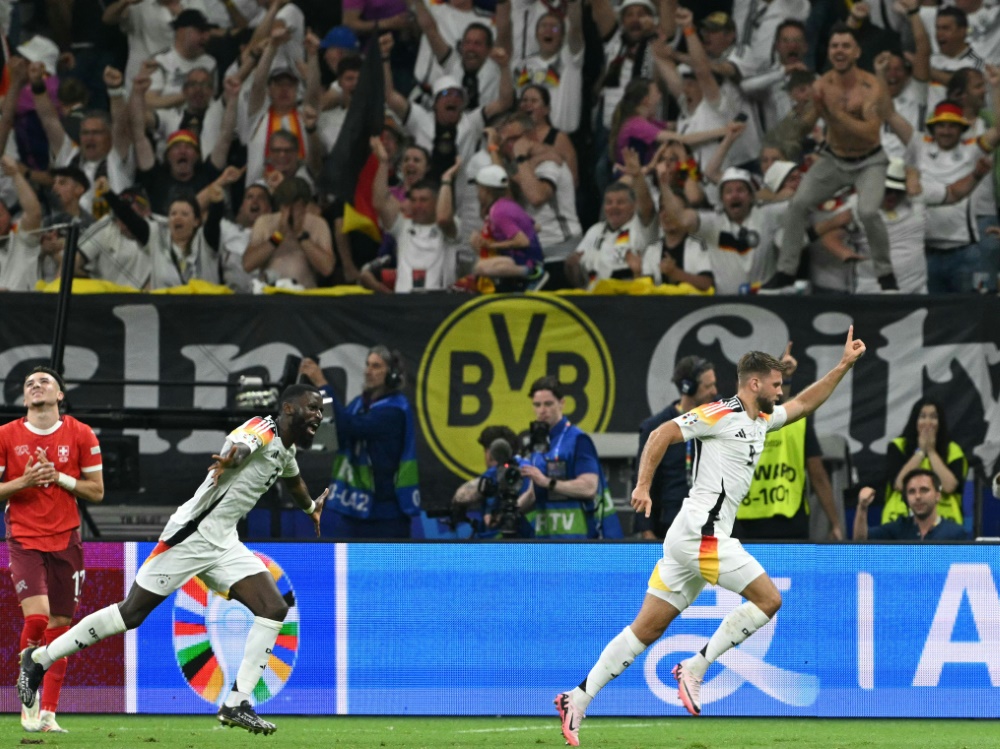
[632,356,718,540]
[854,469,967,541]
[299,348,420,538]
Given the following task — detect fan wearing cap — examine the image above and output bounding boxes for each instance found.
[589,0,670,132]
[360,135,458,293]
[659,164,785,294]
[511,3,585,134]
[470,164,546,291]
[241,25,317,187]
[318,26,360,87]
[145,10,219,111]
[491,113,581,261]
[761,23,899,294]
[0,155,46,292]
[411,4,501,112]
[133,128,217,215]
[907,91,1000,292]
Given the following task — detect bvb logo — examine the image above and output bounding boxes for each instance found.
[418,295,615,478]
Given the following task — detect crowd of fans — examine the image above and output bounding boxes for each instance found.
[0,0,997,295]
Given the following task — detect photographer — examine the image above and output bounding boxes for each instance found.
[520,376,622,539]
[453,426,535,538]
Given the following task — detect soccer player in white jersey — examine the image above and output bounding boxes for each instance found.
[554,328,866,746]
[17,385,329,736]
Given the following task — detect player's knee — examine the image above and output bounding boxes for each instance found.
[118,602,148,630]
[260,601,289,622]
[759,590,782,618]
[856,202,880,224]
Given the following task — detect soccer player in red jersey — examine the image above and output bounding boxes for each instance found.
[0,366,104,733]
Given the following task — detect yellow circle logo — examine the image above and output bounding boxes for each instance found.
[418,296,615,479]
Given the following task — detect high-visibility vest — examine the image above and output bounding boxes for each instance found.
[737,418,808,520]
[882,438,967,525]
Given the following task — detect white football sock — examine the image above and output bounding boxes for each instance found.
[36,605,127,667]
[572,626,647,712]
[686,602,771,679]
[225,617,282,708]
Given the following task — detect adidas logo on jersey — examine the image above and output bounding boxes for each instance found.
[735,429,747,439]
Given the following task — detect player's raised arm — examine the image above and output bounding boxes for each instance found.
[631,420,684,517]
[783,325,866,425]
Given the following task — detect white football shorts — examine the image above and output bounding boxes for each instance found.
[134,531,267,597]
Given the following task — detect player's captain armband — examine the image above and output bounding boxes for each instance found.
[228,416,277,451]
[90,446,101,455]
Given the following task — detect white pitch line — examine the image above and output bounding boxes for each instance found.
[457,722,658,734]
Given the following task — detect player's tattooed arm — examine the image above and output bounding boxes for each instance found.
[208,444,252,485]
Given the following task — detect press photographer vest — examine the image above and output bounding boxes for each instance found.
[530,419,620,539]
[737,418,808,520]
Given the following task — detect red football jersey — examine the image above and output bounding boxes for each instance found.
[0,415,102,551]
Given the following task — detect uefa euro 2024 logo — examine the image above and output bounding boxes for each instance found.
[643,578,818,709]
[172,551,299,706]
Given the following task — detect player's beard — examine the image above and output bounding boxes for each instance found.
[756,394,776,414]
[291,415,317,449]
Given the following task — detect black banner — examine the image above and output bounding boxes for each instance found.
[0,293,995,509]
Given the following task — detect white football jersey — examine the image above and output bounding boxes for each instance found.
[673,397,788,538]
[159,416,300,549]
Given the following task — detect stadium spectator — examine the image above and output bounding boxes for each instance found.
[907,93,1000,293]
[883,398,969,526]
[854,469,967,540]
[566,149,656,288]
[0,157,46,291]
[411,0,496,98]
[360,137,458,293]
[74,186,154,289]
[0,366,103,733]
[511,2,585,134]
[739,20,813,135]
[217,181,274,293]
[517,85,579,185]
[99,176,228,289]
[632,356,718,540]
[243,176,334,289]
[658,166,783,293]
[762,24,899,294]
[492,113,581,262]
[519,375,622,539]
[146,9,219,111]
[318,25,360,87]
[17,385,328,737]
[469,164,547,292]
[299,349,421,539]
[928,7,984,112]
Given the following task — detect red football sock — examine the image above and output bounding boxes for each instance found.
[20,614,49,651]
[41,626,70,713]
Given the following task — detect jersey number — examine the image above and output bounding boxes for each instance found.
[746,445,756,466]
[72,570,86,603]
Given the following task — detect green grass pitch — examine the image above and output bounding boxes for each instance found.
[1,716,995,748]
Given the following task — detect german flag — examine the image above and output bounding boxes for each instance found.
[325,36,385,242]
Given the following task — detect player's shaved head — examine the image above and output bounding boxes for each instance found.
[737,352,789,385]
[279,384,321,408]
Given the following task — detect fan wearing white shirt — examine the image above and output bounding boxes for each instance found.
[147,9,220,111]
[361,136,458,294]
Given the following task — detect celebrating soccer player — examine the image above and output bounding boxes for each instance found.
[17,385,329,736]
[555,327,866,746]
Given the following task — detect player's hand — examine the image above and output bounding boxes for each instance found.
[208,446,239,486]
[841,325,865,368]
[309,488,328,537]
[780,341,797,378]
[993,472,1000,499]
[631,487,653,518]
[857,486,875,509]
